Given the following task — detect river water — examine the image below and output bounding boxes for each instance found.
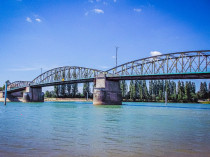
[0,102,210,157]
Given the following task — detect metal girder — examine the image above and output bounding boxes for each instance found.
[106,50,210,76]
[107,72,210,81]
[7,81,31,92]
[30,66,103,87]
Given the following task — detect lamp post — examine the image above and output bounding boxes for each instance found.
[116,46,119,67]
[4,80,9,105]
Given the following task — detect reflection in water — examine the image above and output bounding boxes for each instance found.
[0,102,210,157]
[94,104,122,109]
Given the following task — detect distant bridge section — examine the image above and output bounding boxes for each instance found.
[7,81,31,93]
[7,66,103,93]
[106,50,210,80]
[30,66,103,87]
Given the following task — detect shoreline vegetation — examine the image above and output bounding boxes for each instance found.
[45,80,210,103]
[43,98,210,104]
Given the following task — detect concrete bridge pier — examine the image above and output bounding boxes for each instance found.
[23,87,44,102]
[93,74,122,105]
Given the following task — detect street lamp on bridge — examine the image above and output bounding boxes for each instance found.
[116,46,119,68]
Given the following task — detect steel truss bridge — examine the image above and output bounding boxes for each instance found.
[7,50,210,93]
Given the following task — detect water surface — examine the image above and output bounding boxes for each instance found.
[0,102,210,157]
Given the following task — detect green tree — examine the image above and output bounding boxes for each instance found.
[120,80,128,99]
[54,70,59,98]
[171,81,177,101]
[199,82,208,99]
[149,80,153,101]
[45,90,52,98]
[83,82,90,98]
[184,81,190,101]
[129,80,136,101]
[66,68,72,97]
[67,84,72,97]
[135,80,140,100]
[142,80,148,101]
[72,83,78,97]
[178,81,185,102]
[139,80,143,101]
[209,83,210,99]
[60,70,66,97]
[71,68,78,97]
[158,90,163,101]
[203,82,208,99]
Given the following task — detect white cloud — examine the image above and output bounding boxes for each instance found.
[113,0,117,2]
[99,66,110,69]
[93,9,104,14]
[134,8,142,12]
[112,56,116,59]
[150,51,162,56]
[35,18,42,22]
[26,17,32,23]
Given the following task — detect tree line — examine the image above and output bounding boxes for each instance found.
[120,80,210,103]
[0,85,5,91]
[46,69,92,98]
[45,82,92,98]
[45,80,210,103]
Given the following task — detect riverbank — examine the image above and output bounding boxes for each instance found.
[45,98,93,102]
[44,98,210,104]
[0,98,92,102]
[199,100,210,104]
[123,99,210,104]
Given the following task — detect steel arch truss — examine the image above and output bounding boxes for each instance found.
[106,50,210,77]
[7,81,31,91]
[30,66,103,87]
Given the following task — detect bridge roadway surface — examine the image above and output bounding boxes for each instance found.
[7,50,210,93]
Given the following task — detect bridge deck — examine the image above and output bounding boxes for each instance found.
[7,72,210,93]
[7,78,95,93]
[107,72,210,81]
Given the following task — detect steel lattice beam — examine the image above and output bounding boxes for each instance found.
[105,50,210,77]
[29,66,103,87]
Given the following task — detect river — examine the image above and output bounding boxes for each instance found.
[0,102,210,157]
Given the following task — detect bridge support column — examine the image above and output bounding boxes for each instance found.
[93,74,122,105]
[23,87,44,102]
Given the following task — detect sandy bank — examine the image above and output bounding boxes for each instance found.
[45,98,93,102]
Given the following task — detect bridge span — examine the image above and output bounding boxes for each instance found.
[3,50,210,105]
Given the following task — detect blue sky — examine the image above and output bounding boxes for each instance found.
[0,0,210,87]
